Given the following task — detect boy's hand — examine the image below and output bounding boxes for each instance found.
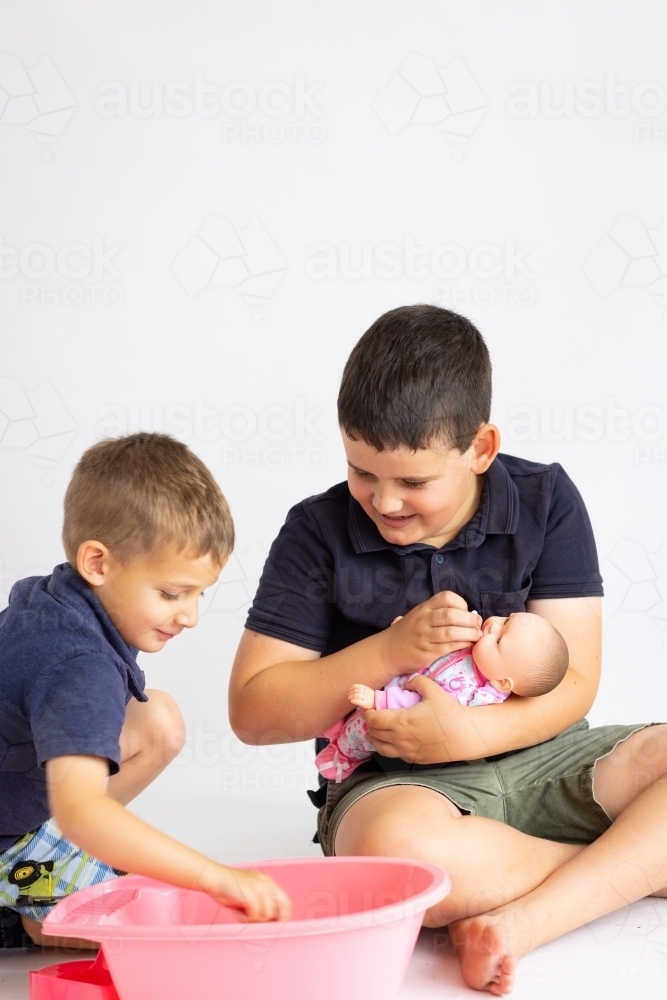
[46,755,291,923]
[379,591,482,674]
[198,864,291,922]
[364,674,486,764]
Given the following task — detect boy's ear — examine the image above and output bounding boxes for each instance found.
[469,424,501,474]
[76,541,115,586]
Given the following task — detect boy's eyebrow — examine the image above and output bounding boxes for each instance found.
[346,461,435,481]
[157,580,204,590]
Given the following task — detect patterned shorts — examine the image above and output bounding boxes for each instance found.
[0,819,121,922]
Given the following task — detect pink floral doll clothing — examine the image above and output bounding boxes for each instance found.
[315,648,509,782]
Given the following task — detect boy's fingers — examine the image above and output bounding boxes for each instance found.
[404,675,439,696]
[367,736,401,758]
[364,708,400,732]
[277,890,291,920]
[430,625,482,645]
[428,590,469,611]
[429,607,480,628]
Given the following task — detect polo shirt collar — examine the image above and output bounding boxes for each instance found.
[347,455,519,555]
[47,563,147,701]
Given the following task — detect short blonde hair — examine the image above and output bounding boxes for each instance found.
[63,433,234,566]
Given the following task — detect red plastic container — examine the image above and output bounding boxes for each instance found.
[30,952,118,1000]
[35,857,450,1000]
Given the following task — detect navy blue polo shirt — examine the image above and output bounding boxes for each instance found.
[0,563,147,851]
[246,453,603,775]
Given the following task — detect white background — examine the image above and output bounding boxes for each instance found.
[2,0,667,859]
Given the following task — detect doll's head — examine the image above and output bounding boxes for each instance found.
[472,612,568,697]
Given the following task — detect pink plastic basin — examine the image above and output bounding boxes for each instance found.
[40,858,450,1000]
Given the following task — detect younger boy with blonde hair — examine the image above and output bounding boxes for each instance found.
[0,433,289,948]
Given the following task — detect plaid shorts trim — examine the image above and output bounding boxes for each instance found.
[0,818,120,922]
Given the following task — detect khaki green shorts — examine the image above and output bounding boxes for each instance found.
[317,720,657,855]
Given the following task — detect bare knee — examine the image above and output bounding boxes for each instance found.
[594,724,667,819]
[335,786,460,859]
[121,689,185,767]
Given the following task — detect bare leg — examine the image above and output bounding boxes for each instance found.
[20,914,99,951]
[107,689,186,805]
[450,725,667,994]
[21,689,185,948]
[334,785,582,926]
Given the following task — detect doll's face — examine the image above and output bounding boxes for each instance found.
[472,612,544,691]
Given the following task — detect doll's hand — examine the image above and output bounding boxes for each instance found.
[349,684,375,710]
[365,674,476,764]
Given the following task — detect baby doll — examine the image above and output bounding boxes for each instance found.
[316,612,569,782]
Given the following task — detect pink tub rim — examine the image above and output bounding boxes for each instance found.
[41,857,450,942]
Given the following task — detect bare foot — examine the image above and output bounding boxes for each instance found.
[449,912,529,995]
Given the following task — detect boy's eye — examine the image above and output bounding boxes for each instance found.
[402,480,427,489]
[160,591,180,601]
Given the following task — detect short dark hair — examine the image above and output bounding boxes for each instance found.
[63,433,234,566]
[338,305,492,452]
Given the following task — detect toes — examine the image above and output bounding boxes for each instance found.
[496,955,516,995]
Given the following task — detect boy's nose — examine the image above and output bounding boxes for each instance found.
[373,488,404,515]
[174,605,198,628]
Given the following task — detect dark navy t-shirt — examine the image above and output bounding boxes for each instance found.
[0,563,147,851]
[245,453,603,775]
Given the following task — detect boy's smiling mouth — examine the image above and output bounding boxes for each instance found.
[378,512,418,529]
[155,628,179,640]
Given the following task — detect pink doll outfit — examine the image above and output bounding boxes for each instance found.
[315,648,509,782]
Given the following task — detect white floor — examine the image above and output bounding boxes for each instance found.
[2,787,667,1000]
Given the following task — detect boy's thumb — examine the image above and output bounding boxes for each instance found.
[404,675,437,696]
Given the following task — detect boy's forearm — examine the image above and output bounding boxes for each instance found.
[230,631,396,743]
[55,794,224,891]
[444,665,597,761]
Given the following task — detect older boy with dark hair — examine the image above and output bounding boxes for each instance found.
[0,433,289,949]
[230,305,667,995]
